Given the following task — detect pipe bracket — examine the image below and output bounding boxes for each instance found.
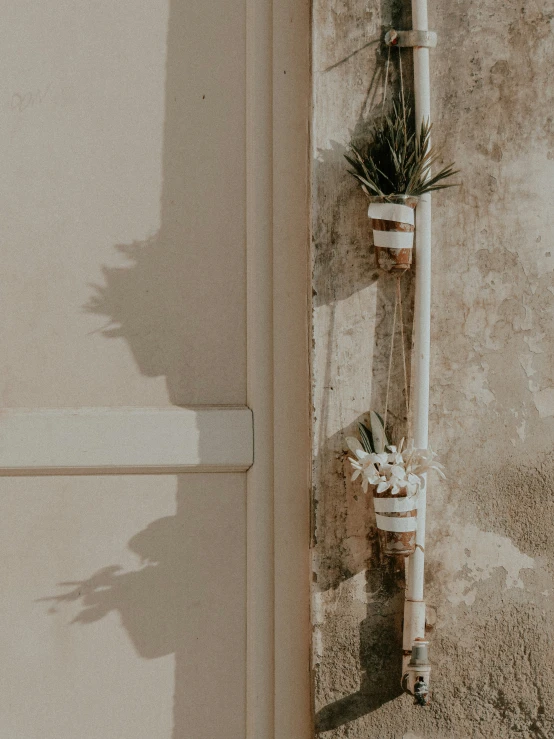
[385,29,437,48]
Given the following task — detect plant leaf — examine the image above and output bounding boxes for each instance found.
[369,411,388,453]
[358,422,374,454]
[345,98,459,198]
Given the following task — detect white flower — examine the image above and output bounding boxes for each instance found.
[405,472,420,495]
[347,434,445,497]
[346,438,380,492]
[403,444,446,480]
[376,478,390,493]
[390,464,406,479]
[369,452,389,466]
[386,440,405,465]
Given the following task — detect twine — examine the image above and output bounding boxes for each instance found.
[381,39,411,441]
[383,274,411,440]
[382,38,407,123]
[382,45,391,109]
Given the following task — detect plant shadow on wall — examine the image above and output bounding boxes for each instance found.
[42,0,247,737]
[83,15,245,408]
[39,475,245,739]
[313,1,418,733]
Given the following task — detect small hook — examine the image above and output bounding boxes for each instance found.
[385,29,399,46]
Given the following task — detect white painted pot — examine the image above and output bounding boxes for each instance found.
[368,195,418,272]
[372,488,418,556]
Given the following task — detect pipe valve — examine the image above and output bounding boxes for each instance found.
[404,639,431,705]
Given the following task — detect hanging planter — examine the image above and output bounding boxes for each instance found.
[373,482,418,556]
[347,411,445,558]
[368,195,418,272]
[344,99,458,272]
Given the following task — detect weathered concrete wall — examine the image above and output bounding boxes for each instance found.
[311,1,554,737]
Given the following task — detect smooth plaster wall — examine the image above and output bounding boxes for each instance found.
[0,474,246,739]
[0,2,248,738]
[0,0,246,407]
[311,1,554,737]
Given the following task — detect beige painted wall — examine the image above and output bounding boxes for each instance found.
[0,474,245,739]
[0,0,245,408]
[0,2,249,738]
[312,1,554,737]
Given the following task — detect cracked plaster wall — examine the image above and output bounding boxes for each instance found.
[311,1,554,737]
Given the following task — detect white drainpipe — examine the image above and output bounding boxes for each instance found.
[402,0,433,698]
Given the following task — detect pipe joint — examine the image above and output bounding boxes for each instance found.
[385,29,437,49]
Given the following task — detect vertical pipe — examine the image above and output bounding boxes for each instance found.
[403,0,432,684]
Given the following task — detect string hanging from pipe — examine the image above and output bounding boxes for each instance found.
[383,273,411,441]
[380,45,412,442]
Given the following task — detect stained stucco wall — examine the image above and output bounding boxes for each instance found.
[311,1,554,737]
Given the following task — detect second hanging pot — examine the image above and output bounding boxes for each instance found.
[372,486,418,556]
[368,195,418,272]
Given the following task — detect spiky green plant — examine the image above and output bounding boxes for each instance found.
[345,100,459,200]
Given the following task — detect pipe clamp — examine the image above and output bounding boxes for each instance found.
[385,29,437,48]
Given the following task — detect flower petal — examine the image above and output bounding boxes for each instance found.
[390,465,407,479]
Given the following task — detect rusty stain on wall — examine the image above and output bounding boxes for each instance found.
[311,1,554,736]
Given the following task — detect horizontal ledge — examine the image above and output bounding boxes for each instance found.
[0,407,253,475]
